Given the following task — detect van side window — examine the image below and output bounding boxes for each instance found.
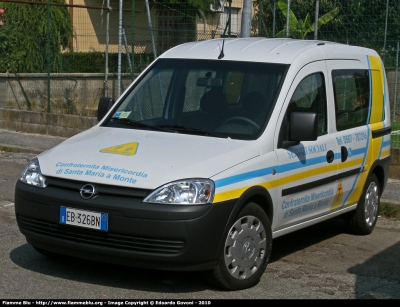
[332,69,370,131]
[291,72,327,135]
[279,72,327,144]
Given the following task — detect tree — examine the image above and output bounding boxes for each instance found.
[0,0,73,73]
[275,0,338,39]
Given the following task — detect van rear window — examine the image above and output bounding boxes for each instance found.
[332,69,370,131]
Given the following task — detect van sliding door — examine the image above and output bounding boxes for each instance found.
[326,58,384,211]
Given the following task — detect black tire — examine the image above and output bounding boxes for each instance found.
[343,173,380,235]
[202,202,272,291]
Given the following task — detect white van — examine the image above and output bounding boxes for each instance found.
[15,38,391,291]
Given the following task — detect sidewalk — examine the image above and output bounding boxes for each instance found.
[0,128,399,208]
[0,129,66,154]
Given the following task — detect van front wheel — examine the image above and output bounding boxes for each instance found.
[202,202,272,290]
[344,173,380,235]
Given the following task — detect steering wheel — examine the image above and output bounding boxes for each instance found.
[224,116,260,130]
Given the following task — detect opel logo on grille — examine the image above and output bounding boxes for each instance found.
[80,184,97,200]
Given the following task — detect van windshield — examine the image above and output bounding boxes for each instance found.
[105,59,288,140]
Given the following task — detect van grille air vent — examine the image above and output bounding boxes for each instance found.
[17,215,185,255]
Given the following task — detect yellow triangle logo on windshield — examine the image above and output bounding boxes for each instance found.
[100,142,139,156]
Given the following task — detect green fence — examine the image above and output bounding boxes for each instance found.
[0,0,399,148]
[392,121,400,148]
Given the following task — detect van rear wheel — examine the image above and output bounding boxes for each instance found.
[343,173,380,235]
[202,202,272,290]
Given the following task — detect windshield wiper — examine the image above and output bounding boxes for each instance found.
[111,118,168,132]
[157,124,223,137]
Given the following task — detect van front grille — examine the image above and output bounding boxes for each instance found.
[17,215,185,255]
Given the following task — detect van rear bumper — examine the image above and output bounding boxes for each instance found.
[15,180,236,271]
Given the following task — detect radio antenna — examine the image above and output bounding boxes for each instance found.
[218,38,225,59]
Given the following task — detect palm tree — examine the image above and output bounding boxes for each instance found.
[275,0,338,39]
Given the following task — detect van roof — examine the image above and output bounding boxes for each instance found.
[160,38,378,64]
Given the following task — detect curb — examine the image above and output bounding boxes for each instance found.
[0,143,44,155]
[381,199,400,206]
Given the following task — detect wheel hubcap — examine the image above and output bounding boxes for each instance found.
[224,215,267,280]
[364,181,379,226]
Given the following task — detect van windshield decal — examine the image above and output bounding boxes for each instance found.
[113,111,131,119]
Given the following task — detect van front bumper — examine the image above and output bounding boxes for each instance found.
[14,179,236,271]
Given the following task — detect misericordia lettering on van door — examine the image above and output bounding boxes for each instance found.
[281,187,334,219]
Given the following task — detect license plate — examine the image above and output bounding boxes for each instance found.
[59,207,108,231]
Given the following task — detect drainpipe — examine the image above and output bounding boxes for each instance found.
[286,0,290,38]
[272,0,276,37]
[240,0,252,37]
[104,0,110,97]
[117,0,123,98]
[314,0,319,40]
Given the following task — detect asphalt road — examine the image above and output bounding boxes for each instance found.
[1,151,400,299]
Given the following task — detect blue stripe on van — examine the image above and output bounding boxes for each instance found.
[214,145,368,189]
[382,140,390,148]
[350,147,367,156]
[214,167,275,188]
[214,156,329,188]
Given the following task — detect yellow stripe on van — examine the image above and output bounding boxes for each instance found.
[214,163,336,203]
[380,149,390,158]
[342,134,374,208]
[213,179,278,203]
[369,56,384,124]
[369,122,384,159]
[368,55,384,85]
[213,187,249,203]
[343,171,369,207]
[370,122,384,131]
[341,56,386,208]
[337,157,364,171]
[279,164,337,186]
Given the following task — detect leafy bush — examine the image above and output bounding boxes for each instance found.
[379,202,399,219]
[0,1,73,73]
[59,52,154,74]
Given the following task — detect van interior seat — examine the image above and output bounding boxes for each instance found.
[200,90,228,114]
[241,91,269,124]
[191,90,228,130]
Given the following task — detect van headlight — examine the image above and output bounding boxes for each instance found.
[143,179,215,204]
[20,158,47,188]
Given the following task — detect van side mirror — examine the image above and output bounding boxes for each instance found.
[282,112,318,148]
[97,97,115,121]
[290,112,318,141]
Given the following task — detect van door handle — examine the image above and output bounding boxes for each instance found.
[326,150,334,163]
[341,146,348,162]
